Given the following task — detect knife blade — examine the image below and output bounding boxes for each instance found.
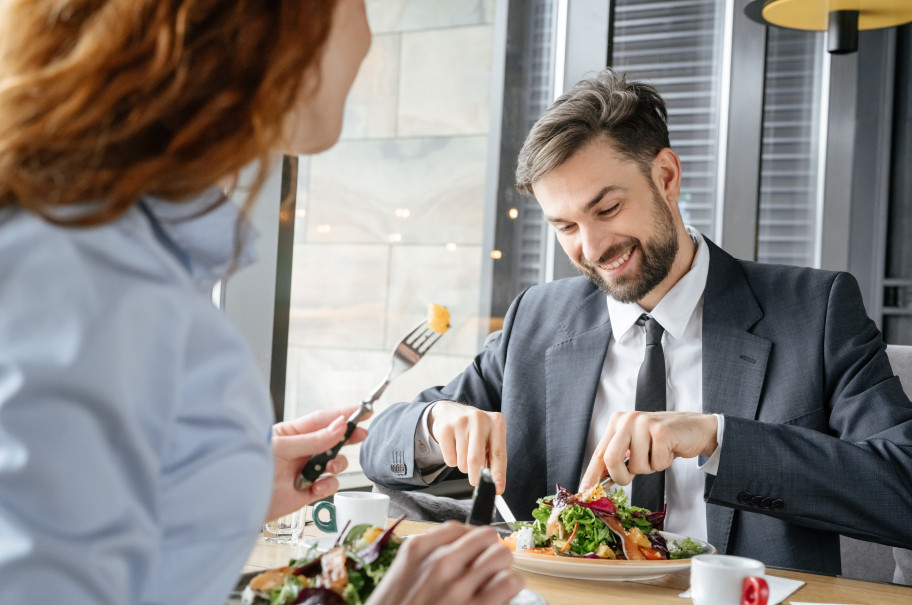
[494,494,516,529]
[465,467,496,526]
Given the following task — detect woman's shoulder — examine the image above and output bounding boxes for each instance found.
[0,208,200,334]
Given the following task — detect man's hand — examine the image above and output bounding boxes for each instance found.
[579,411,718,491]
[428,401,508,494]
[267,406,368,521]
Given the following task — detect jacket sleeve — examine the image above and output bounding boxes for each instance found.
[707,272,912,548]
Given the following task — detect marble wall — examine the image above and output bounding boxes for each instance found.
[285,0,497,482]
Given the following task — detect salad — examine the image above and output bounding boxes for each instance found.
[502,484,704,561]
[242,521,403,605]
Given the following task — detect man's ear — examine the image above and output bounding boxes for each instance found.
[652,148,682,202]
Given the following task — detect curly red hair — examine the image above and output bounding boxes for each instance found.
[0,0,335,225]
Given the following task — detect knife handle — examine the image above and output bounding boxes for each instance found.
[466,467,496,525]
[295,420,358,490]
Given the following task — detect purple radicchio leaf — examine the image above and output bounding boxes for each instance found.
[356,515,406,564]
[290,587,348,605]
[645,510,665,531]
[292,558,323,578]
[576,496,617,516]
[648,532,669,556]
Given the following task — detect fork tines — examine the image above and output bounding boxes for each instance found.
[405,321,443,353]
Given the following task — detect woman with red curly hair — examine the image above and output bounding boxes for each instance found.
[0,1,523,603]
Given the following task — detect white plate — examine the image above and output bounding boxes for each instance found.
[511,531,715,581]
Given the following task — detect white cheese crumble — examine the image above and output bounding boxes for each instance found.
[516,526,534,551]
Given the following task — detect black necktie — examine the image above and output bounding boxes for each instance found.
[632,313,666,513]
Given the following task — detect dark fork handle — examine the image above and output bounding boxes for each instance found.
[295,420,358,490]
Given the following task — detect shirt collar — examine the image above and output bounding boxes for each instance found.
[606,226,709,341]
[138,187,259,290]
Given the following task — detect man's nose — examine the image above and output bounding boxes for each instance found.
[579,227,604,263]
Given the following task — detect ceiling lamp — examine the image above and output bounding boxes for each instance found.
[745,0,912,54]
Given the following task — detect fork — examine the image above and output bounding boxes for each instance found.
[295,320,445,490]
[598,457,631,490]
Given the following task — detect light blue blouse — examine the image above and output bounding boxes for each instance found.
[0,190,274,604]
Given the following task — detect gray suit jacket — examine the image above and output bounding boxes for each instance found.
[360,239,912,574]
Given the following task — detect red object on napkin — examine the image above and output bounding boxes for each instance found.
[741,576,769,605]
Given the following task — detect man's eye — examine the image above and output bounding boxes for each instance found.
[599,204,619,216]
[555,224,575,234]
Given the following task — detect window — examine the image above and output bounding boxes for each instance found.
[757,28,826,266]
[283,2,513,487]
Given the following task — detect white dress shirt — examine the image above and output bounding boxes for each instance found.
[416,227,722,541]
[587,226,720,541]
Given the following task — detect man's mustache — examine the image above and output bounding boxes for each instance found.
[579,238,639,269]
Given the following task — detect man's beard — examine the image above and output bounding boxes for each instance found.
[575,190,679,304]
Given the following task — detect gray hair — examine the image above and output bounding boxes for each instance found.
[515,69,670,196]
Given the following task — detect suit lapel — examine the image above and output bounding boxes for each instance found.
[702,239,772,553]
[545,284,611,494]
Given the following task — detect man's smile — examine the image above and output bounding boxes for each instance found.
[597,245,636,275]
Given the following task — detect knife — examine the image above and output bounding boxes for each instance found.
[465,467,496,526]
[494,494,517,529]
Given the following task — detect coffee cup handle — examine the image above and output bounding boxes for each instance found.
[312,501,337,533]
[741,576,769,605]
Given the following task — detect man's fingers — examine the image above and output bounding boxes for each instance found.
[437,424,458,469]
[453,424,470,475]
[465,423,488,486]
[485,414,508,493]
[579,456,605,492]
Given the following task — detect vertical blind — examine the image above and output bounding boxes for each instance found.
[757,28,825,266]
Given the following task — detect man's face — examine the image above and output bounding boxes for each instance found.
[531,139,683,305]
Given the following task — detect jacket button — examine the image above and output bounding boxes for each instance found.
[750,495,763,507]
[760,497,773,509]
[771,498,784,510]
[737,491,753,504]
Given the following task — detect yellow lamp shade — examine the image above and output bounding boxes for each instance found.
[745,0,912,53]
[761,0,912,31]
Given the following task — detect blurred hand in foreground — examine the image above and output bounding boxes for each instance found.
[367,522,524,605]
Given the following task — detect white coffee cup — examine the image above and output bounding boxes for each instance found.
[690,554,769,605]
[313,492,390,538]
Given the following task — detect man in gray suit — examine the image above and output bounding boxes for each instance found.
[360,69,912,574]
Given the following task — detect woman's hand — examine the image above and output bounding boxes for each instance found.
[266,406,368,521]
[366,522,524,605]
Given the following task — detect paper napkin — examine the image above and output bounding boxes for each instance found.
[679,574,806,604]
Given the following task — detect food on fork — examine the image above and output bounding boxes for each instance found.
[427,303,450,334]
[242,522,402,604]
[501,484,704,561]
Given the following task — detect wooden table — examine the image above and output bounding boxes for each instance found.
[243,520,912,604]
